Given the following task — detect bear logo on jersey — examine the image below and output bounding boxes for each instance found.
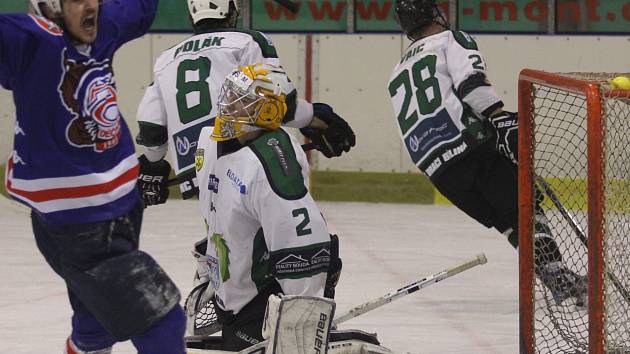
[58,51,122,152]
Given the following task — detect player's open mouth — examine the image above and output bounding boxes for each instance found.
[82,17,96,31]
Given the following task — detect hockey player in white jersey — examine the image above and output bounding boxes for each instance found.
[135,0,354,204]
[192,63,342,351]
[388,0,586,306]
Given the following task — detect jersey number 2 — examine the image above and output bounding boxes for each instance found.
[292,208,312,237]
[176,57,212,124]
[388,55,442,135]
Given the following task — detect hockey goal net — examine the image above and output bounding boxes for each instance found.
[518,70,630,354]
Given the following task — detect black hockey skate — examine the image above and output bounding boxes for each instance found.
[537,262,588,307]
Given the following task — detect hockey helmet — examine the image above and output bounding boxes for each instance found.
[394,0,447,39]
[212,63,292,141]
[29,0,63,17]
[187,0,239,24]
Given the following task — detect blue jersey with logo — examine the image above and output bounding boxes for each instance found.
[0,0,157,225]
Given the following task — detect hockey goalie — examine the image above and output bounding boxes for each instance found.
[183,63,396,354]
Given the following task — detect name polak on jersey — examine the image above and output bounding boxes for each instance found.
[173,36,226,58]
[425,141,468,177]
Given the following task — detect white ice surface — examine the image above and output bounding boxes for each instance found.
[0,198,519,354]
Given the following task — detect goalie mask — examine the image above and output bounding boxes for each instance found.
[212,63,292,141]
[29,0,62,17]
[187,0,239,24]
[394,0,449,39]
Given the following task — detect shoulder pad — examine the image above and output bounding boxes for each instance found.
[451,31,478,50]
[248,130,307,200]
[233,29,278,58]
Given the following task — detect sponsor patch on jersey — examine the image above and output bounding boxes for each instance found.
[266,137,291,176]
[195,149,205,172]
[270,242,331,279]
[172,119,213,170]
[226,169,247,195]
[404,108,459,165]
[208,174,219,193]
[207,255,221,291]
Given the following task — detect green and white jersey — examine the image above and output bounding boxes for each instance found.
[195,127,330,315]
[388,30,500,179]
[136,30,313,198]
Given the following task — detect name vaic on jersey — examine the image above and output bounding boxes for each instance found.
[425,141,468,177]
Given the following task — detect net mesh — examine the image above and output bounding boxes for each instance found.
[526,73,630,353]
[602,86,630,352]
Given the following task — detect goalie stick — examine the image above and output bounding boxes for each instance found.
[535,176,630,305]
[186,253,488,337]
[332,253,487,325]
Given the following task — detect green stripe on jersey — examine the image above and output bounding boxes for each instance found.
[251,228,273,292]
[452,31,479,50]
[248,129,307,200]
[211,29,279,58]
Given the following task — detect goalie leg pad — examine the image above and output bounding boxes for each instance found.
[262,295,336,354]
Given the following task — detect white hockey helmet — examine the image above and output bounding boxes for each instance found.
[29,0,63,18]
[187,0,239,24]
[212,63,293,141]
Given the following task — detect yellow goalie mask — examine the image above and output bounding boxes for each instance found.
[212,63,293,141]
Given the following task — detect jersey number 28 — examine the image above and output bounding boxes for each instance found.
[388,55,442,135]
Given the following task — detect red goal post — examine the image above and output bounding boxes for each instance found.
[518,69,630,354]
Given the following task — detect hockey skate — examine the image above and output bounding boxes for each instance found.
[537,261,588,307]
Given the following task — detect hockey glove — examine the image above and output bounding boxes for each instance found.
[490,111,518,164]
[137,155,171,207]
[300,103,356,158]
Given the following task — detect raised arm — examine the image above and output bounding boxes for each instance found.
[100,0,159,47]
[0,14,33,89]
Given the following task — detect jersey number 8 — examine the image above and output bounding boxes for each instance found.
[176,57,213,124]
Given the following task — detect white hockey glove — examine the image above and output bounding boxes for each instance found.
[490,111,518,164]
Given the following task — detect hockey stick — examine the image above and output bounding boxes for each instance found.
[187,253,488,338]
[167,143,318,186]
[332,253,487,325]
[535,176,630,304]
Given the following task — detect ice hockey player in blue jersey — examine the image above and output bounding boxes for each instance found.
[0,0,186,353]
